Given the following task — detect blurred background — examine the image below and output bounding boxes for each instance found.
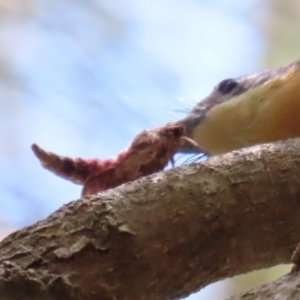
[0,0,298,298]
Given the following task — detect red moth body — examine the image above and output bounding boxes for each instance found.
[32,124,201,196]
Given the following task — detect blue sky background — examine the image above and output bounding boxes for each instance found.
[0,0,264,224]
[0,0,292,298]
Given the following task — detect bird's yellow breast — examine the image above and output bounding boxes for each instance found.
[192,63,300,155]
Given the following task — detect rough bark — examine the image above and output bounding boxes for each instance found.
[226,271,300,300]
[1,138,300,300]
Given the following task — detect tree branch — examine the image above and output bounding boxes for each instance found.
[1,138,300,299]
[226,271,300,300]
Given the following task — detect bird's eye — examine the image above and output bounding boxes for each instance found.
[217,79,238,94]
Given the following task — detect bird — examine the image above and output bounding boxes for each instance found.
[177,59,300,156]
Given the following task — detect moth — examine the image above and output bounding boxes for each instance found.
[32,124,201,196]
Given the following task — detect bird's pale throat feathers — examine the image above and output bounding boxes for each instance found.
[179,60,300,155]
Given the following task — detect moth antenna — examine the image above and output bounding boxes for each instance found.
[31,143,103,185]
